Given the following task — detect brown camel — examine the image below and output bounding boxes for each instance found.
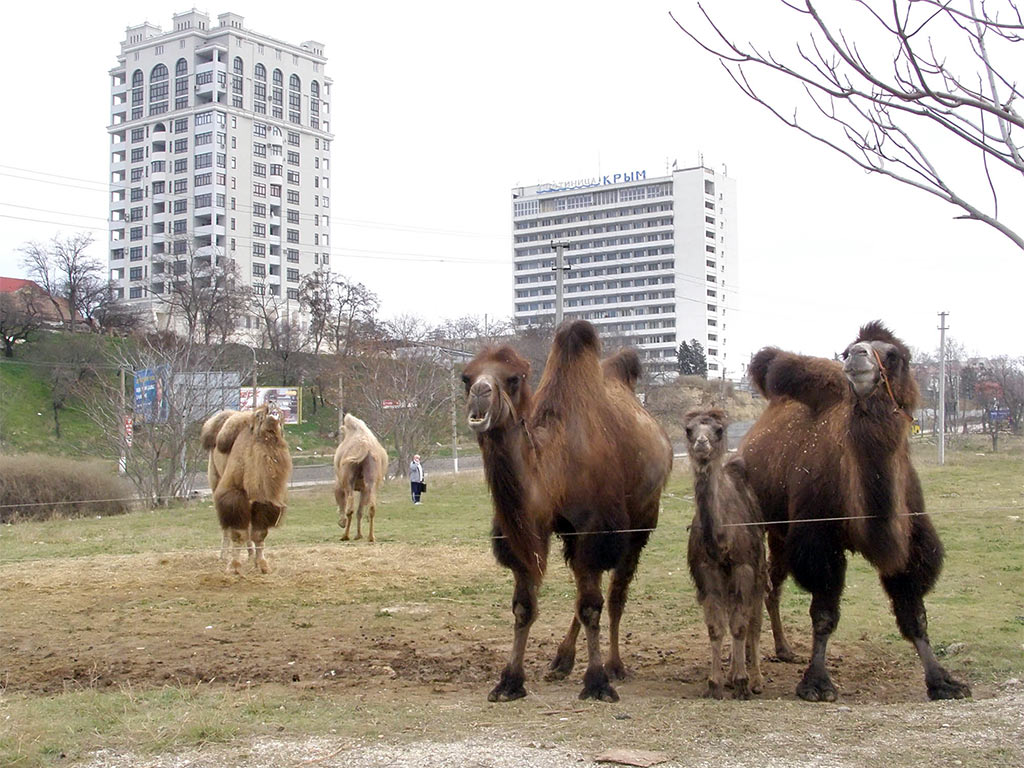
[741,321,971,701]
[684,407,766,700]
[334,412,389,543]
[463,320,673,702]
[211,404,292,574]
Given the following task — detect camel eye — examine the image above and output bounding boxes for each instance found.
[461,373,471,393]
[505,375,520,395]
[841,348,850,361]
[685,427,693,440]
[715,427,723,439]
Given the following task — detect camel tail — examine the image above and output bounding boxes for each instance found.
[602,348,643,391]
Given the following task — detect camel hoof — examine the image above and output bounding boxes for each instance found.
[488,669,527,702]
[227,561,242,575]
[367,535,375,543]
[257,560,270,574]
[774,647,800,663]
[604,659,628,681]
[750,676,764,694]
[354,533,363,541]
[340,534,350,541]
[703,680,725,699]
[796,670,838,702]
[732,677,752,700]
[927,671,971,700]
[580,667,619,702]
[545,653,575,681]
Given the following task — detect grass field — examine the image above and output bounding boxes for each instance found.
[0,438,1021,767]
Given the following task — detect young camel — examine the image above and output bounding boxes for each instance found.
[684,408,766,699]
[334,413,389,543]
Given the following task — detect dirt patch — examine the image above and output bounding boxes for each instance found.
[0,544,977,704]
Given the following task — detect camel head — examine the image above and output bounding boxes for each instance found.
[684,407,728,464]
[462,345,531,435]
[252,403,284,437]
[842,321,918,409]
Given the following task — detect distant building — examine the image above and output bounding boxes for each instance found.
[107,10,333,334]
[0,277,82,327]
[511,165,738,376]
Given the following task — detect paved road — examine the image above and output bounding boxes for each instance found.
[193,420,753,493]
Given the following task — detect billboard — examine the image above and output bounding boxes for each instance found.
[134,368,241,423]
[240,386,301,424]
[133,366,170,422]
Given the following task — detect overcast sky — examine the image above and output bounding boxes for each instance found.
[1,1,1020,367]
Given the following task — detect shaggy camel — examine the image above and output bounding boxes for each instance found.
[211,404,292,574]
[684,407,766,700]
[463,320,673,702]
[334,413,389,543]
[200,408,253,562]
[741,321,971,701]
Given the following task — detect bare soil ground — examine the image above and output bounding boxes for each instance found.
[3,540,1021,767]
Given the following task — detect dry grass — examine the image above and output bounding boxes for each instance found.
[0,453,133,522]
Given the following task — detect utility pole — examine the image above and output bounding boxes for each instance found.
[450,360,459,473]
[938,311,948,466]
[250,346,258,410]
[118,368,127,475]
[337,371,344,435]
[551,240,571,327]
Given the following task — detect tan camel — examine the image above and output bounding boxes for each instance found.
[334,413,389,543]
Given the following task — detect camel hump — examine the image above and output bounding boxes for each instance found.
[201,409,236,451]
[748,347,781,397]
[215,411,252,454]
[602,348,643,391]
[553,320,600,362]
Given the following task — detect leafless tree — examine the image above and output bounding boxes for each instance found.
[31,332,106,439]
[248,286,309,386]
[85,333,242,506]
[0,290,44,357]
[19,232,103,331]
[671,1,1023,249]
[150,240,248,344]
[980,355,1024,432]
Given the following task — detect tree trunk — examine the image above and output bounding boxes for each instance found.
[52,404,62,439]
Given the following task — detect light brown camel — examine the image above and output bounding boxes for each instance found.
[200,408,253,562]
[211,403,292,574]
[334,412,389,543]
[684,407,766,700]
[741,321,970,701]
[462,320,673,702]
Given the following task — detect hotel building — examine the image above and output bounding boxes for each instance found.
[107,10,333,332]
[511,165,738,376]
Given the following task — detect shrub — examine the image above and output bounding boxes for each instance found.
[0,454,134,523]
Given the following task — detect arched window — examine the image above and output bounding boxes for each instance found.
[175,58,188,76]
[132,69,144,86]
[254,63,266,81]
[233,56,243,75]
[272,68,283,85]
[151,63,168,82]
[289,74,301,90]
[310,80,319,97]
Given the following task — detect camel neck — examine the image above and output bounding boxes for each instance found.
[692,458,724,561]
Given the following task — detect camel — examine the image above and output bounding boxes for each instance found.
[334,413,389,543]
[740,321,971,701]
[462,320,673,702]
[210,404,292,574]
[201,408,253,562]
[684,407,766,700]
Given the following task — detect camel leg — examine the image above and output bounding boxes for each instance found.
[489,568,538,702]
[789,521,846,702]
[576,569,617,702]
[728,608,751,700]
[746,595,765,694]
[357,490,374,543]
[766,530,797,662]
[338,488,355,541]
[251,526,270,574]
[219,529,230,561]
[545,615,580,681]
[880,515,970,700]
[703,602,726,699]
[604,538,644,681]
[227,528,247,575]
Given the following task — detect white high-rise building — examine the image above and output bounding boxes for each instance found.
[511,165,738,376]
[107,10,333,333]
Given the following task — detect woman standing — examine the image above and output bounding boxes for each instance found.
[409,454,425,505]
